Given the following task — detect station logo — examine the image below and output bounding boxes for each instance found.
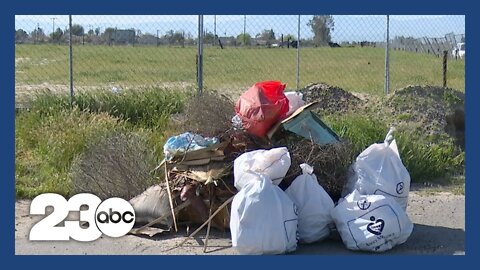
[28,193,135,241]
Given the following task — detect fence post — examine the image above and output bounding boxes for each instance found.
[384,15,390,95]
[213,15,216,47]
[443,50,448,87]
[197,15,204,96]
[296,15,300,90]
[243,15,246,46]
[69,15,74,107]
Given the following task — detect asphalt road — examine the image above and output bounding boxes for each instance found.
[15,191,465,255]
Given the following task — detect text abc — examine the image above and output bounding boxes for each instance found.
[29,193,136,241]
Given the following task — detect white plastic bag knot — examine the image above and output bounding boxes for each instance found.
[299,163,314,175]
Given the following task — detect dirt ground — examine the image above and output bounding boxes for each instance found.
[15,189,465,255]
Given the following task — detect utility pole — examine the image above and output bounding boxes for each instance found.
[35,23,39,44]
[51,17,57,36]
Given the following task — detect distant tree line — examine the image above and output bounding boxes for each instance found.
[15,16,388,48]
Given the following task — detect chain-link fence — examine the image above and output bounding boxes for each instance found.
[15,15,465,102]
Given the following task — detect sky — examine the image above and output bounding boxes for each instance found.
[14,15,465,42]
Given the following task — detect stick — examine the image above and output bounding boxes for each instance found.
[164,162,178,232]
[203,187,214,253]
[150,158,166,174]
[176,195,234,248]
[131,200,191,234]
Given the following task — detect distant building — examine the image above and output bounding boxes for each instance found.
[218,36,236,46]
[114,29,135,44]
[138,34,158,45]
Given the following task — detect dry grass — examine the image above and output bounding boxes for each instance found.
[70,131,157,200]
[277,133,356,202]
[177,91,236,138]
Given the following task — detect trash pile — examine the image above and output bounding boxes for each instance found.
[129,80,414,254]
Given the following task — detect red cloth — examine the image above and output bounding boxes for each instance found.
[235,81,289,137]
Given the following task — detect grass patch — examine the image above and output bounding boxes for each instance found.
[31,87,187,128]
[15,88,187,198]
[323,113,465,185]
[15,108,126,198]
[16,44,465,95]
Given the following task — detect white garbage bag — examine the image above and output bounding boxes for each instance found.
[285,164,334,243]
[331,190,413,252]
[343,128,411,210]
[233,147,291,189]
[230,172,298,255]
[284,91,305,116]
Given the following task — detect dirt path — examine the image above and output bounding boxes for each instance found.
[15,191,464,255]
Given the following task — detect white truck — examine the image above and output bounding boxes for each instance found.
[452,42,465,59]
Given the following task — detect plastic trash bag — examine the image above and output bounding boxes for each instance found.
[163,132,219,161]
[343,128,411,210]
[284,91,305,116]
[230,172,298,255]
[231,114,243,130]
[235,81,289,137]
[233,147,291,190]
[331,190,413,252]
[285,164,334,243]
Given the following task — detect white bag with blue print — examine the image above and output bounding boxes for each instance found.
[331,190,413,252]
[343,128,411,210]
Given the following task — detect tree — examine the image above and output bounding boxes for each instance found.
[236,33,251,46]
[95,27,101,36]
[51,27,64,42]
[31,27,46,43]
[70,24,85,36]
[259,29,275,41]
[163,30,184,45]
[204,31,216,44]
[284,34,296,41]
[102,27,116,44]
[15,29,28,43]
[104,27,115,36]
[308,15,334,46]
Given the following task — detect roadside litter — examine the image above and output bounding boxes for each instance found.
[342,128,411,210]
[285,163,334,243]
[331,190,414,252]
[233,147,291,188]
[284,91,305,116]
[231,171,297,254]
[235,80,289,137]
[163,132,219,161]
[128,80,414,254]
[267,102,340,145]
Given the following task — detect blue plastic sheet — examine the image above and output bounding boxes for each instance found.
[163,132,219,161]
